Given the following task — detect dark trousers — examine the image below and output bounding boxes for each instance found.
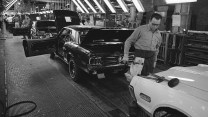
[134,49,155,76]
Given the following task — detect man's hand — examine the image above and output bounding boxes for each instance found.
[122,54,129,64]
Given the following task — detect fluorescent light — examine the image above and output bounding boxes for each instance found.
[166,0,197,4]
[84,0,97,13]
[93,0,106,13]
[6,0,16,7]
[132,0,145,12]
[103,0,116,13]
[4,0,17,13]
[117,0,129,12]
[77,0,89,13]
[72,0,85,13]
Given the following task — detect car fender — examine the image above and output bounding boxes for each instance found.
[130,76,208,117]
[151,88,208,117]
[65,45,88,73]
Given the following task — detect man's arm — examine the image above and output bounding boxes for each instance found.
[124,28,141,57]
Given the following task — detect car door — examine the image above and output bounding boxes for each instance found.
[23,37,57,57]
[57,28,73,58]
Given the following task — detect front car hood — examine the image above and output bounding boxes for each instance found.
[157,64,208,92]
[53,10,80,32]
[82,42,124,57]
[83,41,123,51]
[82,29,134,44]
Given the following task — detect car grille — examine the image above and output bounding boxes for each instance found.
[102,56,120,65]
[102,54,134,65]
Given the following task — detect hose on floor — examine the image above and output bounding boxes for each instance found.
[0,100,37,117]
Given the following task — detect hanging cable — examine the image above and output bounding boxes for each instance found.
[0,100,37,117]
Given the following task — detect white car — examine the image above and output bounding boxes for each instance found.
[129,64,208,117]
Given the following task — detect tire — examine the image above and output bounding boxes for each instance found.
[154,108,187,117]
[50,52,55,59]
[68,57,81,82]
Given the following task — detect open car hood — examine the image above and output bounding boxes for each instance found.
[82,29,134,44]
[157,64,208,92]
[53,10,80,32]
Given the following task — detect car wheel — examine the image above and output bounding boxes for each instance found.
[154,108,187,117]
[50,52,55,59]
[68,57,81,82]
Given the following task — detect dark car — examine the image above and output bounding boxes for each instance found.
[30,20,57,39]
[22,25,134,82]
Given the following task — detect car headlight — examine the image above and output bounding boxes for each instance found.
[89,56,102,65]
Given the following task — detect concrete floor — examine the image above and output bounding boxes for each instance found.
[4,36,108,116]
[1,31,171,117]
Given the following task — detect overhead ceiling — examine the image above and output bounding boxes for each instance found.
[4,0,154,13]
[31,0,154,12]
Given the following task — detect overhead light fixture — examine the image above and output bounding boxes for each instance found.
[4,0,17,13]
[165,0,197,4]
[84,0,97,13]
[72,0,85,13]
[93,0,106,13]
[103,0,116,13]
[132,0,145,12]
[77,0,89,13]
[6,0,16,7]
[116,0,129,12]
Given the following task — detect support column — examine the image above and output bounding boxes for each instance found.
[172,3,190,33]
[70,0,75,11]
[128,6,137,28]
[130,6,136,22]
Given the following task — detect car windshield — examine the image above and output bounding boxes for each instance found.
[36,21,55,27]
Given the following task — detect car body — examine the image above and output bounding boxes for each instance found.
[22,25,134,82]
[129,64,208,117]
[12,10,80,38]
[30,20,57,39]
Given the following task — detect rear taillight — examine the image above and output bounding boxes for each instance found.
[89,56,102,65]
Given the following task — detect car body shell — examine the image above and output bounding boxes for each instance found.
[30,20,57,39]
[129,64,208,117]
[12,10,80,37]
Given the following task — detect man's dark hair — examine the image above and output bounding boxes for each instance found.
[150,13,162,20]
